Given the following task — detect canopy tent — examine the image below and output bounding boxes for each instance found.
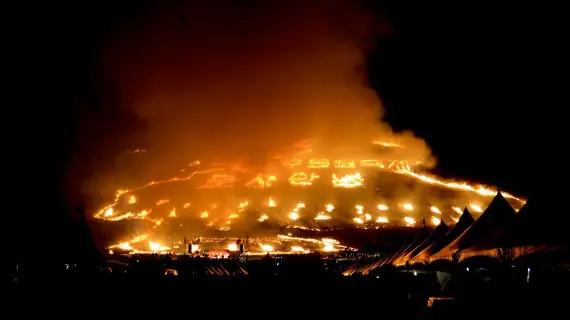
[399,219,450,263]
[506,198,569,247]
[391,227,430,265]
[431,191,516,259]
[411,207,475,263]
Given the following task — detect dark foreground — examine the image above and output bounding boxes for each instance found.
[10,255,570,319]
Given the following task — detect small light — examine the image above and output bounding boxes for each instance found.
[527,267,531,272]
[276,263,279,266]
[413,271,418,276]
[376,276,379,279]
[466,267,470,271]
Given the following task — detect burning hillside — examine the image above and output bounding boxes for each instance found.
[93,139,525,253]
[77,2,527,254]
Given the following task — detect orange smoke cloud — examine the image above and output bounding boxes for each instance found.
[99,1,432,168]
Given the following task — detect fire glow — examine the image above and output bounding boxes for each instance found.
[93,139,525,251]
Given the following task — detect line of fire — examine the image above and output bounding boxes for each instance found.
[93,139,534,263]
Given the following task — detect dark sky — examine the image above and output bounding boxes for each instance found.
[10,0,563,253]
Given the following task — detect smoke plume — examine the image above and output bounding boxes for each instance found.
[92,0,432,190]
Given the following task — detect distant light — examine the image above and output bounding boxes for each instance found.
[466,267,470,271]
[289,212,299,220]
[469,203,483,213]
[430,216,441,225]
[377,204,389,211]
[527,267,531,283]
[353,217,364,224]
[452,206,463,214]
[430,206,441,214]
[376,276,379,279]
[413,271,418,276]
[376,216,389,223]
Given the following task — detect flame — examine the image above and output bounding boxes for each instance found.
[107,212,133,221]
[287,159,303,168]
[246,175,277,188]
[296,202,306,209]
[470,203,483,213]
[355,205,364,215]
[315,212,331,220]
[200,211,209,218]
[308,159,330,168]
[169,207,177,218]
[376,216,389,223]
[377,204,389,211]
[239,201,249,209]
[109,233,150,251]
[430,216,441,225]
[401,203,414,211]
[273,235,351,252]
[332,173,363,188]
[452,206,463,214]
[395,168,524,203]
[291,246,305,252]
[137,209,149,218]
[371,140,403,148]
[156,199,170,206]
[149,241,169,252]
[128,195,136,204]
[258,243,274,252]
[183,202,191,208]
[130,234,149,243]
[229,213,239,219]
[353,217,364,224]
[360,159,385,168]
[258,214,269,222]
[430,206,441,214]
[289,172,319,186]
[117,242,132,250]
[289,212,299,220]
[104,208,114,217]
[228,243,238,251]
[404,217,416,225]
[323,243,336,252]
[364,213,372,221]
[333,159,356,168]
[451,216,460,223]
[325,204,335,212]
[93,168,225,219]
[268,197,277,207]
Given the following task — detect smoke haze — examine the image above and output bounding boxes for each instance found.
[99,1,429,162]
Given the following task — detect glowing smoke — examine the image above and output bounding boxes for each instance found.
[98,1,432,173]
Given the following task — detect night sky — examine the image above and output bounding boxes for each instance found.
[10,1,563,259]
